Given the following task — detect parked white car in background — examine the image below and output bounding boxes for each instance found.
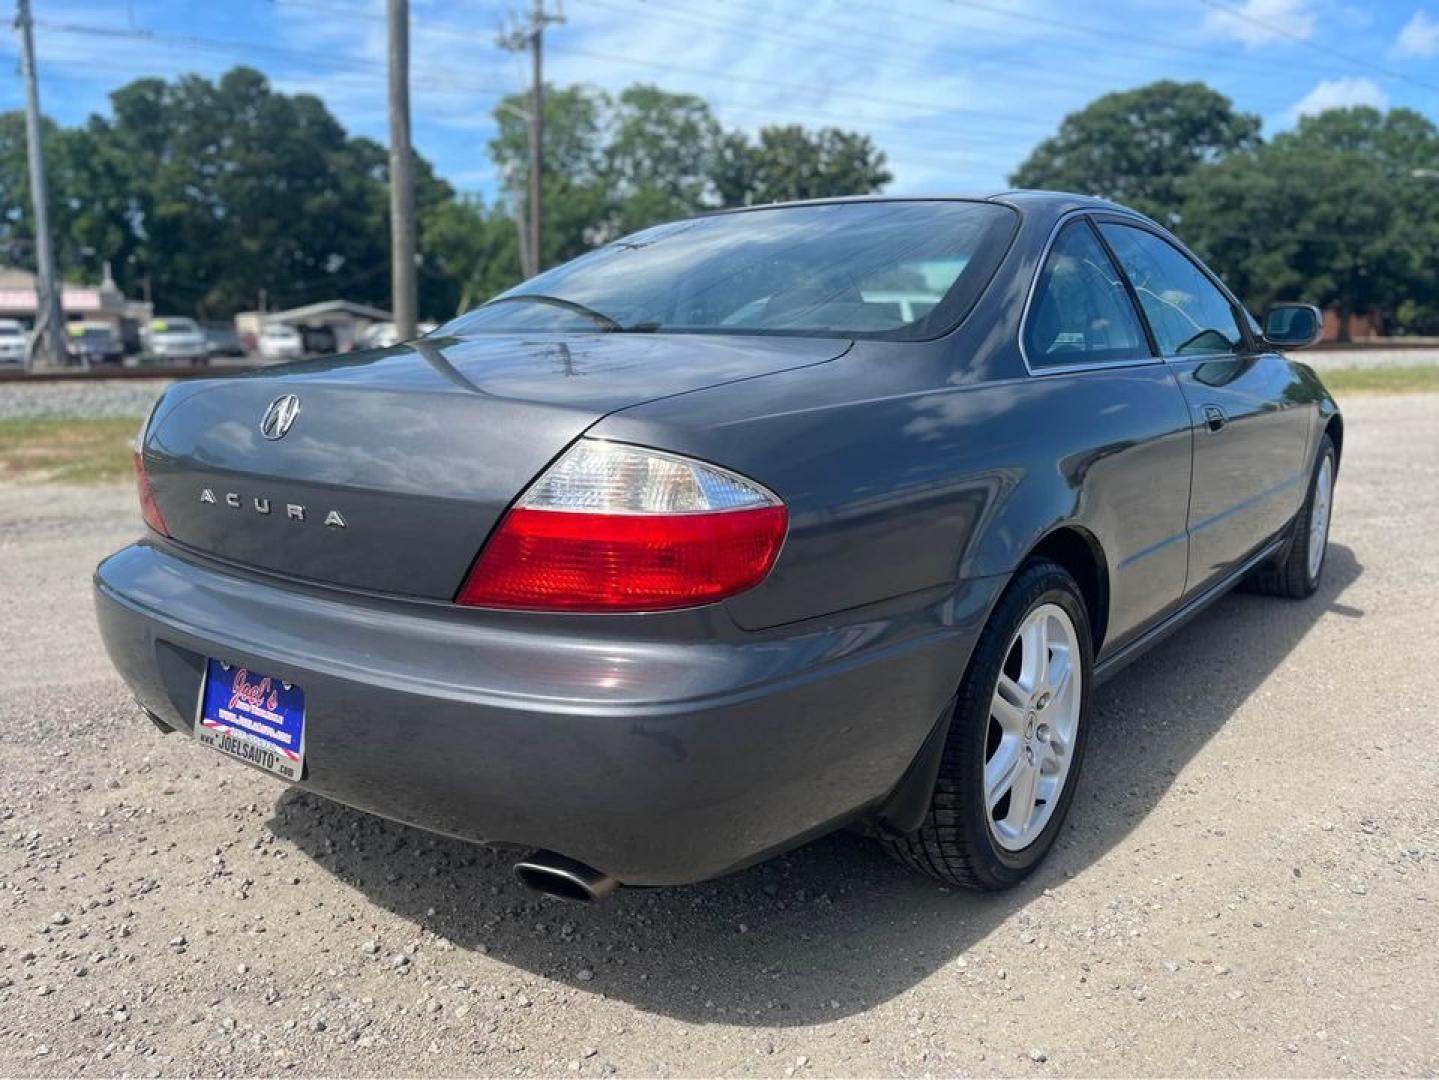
[258,322,304,362]
[0,318,26,364]
[147,317,209,364]
[354,320,437,351]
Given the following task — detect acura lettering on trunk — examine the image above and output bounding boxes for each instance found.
[198,488,347,528]
[96,193,1341,901]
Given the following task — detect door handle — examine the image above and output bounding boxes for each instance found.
[1202,404,1228,433]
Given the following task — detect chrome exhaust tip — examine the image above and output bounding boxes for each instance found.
[137,701,175,734]
[513,851,619,903]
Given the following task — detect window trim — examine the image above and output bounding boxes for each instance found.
[1090,213,1259,360]
[1018,210,1162,377]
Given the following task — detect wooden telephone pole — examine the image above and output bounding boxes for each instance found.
[14,0,66,369]
[498,0,564,278]
[387,0,417,339]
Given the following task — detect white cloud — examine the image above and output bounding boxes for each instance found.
[537,0,1075,195]
[1289,76,1389,119]
[1392,10,1439,56]
[23,0,1407,201]
[1201,0,1317,49]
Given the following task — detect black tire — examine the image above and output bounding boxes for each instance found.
[879,559,1093,890]
[1249,434,1336,599]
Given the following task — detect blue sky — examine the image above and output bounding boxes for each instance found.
[3,0,1437,202]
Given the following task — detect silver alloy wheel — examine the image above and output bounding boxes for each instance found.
[1307,455,1333,581]
[985,603,1082,852]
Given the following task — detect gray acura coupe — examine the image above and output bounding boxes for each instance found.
[96,192,1340,900]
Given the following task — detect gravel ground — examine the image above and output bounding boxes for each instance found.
[1304,346,1439,370]
[0,393,1435,1077]
[1,346,1438,420]
[0,381,174,421]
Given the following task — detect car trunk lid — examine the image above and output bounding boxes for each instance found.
[142,331,843,598]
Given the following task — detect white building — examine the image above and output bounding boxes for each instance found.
[235,299,392,353]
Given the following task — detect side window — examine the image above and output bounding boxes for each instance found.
[1024,221,1150,368]
[1099,224,1244,357]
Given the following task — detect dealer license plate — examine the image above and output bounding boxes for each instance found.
[194,660,306,782]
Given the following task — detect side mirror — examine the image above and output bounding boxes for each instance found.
[1261,303,1323,349]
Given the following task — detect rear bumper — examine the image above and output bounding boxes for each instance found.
[94,541,996,885]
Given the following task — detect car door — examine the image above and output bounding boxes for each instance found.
[1097,219,1313,595]
[1022,216,1193,647]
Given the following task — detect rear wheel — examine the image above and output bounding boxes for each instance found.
[1249,434,1336,599]
[879,560,1092,889]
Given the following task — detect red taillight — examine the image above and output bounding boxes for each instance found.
[456,440,788,612]
[134,448,169,536]
[457,505,787,611]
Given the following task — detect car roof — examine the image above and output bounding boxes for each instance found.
[693,190,1161,229]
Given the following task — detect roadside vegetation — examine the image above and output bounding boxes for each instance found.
[1317,364,1439,395]
[1012,84,1439,341]
[0,417,139,484]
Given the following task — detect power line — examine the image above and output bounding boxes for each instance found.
[6,25,1041,157]
[11,13,1321,178]
[26,19,516,91]
[270,0,1064,132]
[271,0,1312,117]
[18,11,1332,167]
[17,16,1059,145]
[33,4,1409,195]
[1194,0,1439,91]
[584,0,1395,91]
[547,39,1304,122]
[266,0,1308,138]
[885,0,1439,91]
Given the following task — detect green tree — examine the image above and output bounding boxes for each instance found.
[1010,81,1261,224]
[605,84,724,232]
[1180,107,1439,340]
[0,111,115,277]
[3,69,896,319]
[0,67,463,319]
[715,125,892,207]
[421,195,523,315]
[485,84,891,283]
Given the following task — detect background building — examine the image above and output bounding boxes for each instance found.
[0,264,152,354]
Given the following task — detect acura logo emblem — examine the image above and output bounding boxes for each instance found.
[260,394,301,440]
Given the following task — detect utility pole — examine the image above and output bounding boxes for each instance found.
[499,0,563,277]
[387,0,417,339]
[14,0,66,370]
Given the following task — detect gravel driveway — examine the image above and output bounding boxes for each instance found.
[0,394,1435,1077]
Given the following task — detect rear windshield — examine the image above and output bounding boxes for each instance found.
[154,318,198,334]
[441,200,1017,340]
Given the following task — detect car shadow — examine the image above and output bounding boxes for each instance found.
[268,543,1363,1025]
